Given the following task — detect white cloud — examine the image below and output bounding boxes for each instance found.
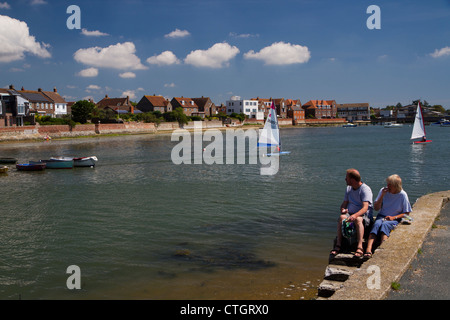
[81,28,109,37]
[164,83,176,88]
[165,29,190,39]
[0,15,51,63]
[119,72,136,78]
[430,46,450,58]
[74,42,147,70]
[244,42,310,65]
[30,0,47,5]
[0,2,11,9]
[86,84,101,90]
[122,90,137,100]
[184,42,240,68]
[77,67,98,77]
[147,51,181,66]
[229,32,259,39]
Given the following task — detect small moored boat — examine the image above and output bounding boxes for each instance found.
[343,123,357,127]
[16,163,46,171]
[0,165,8,173]
[384,122,403,128]
[440,119,450,127]
[0,158,18,164]
[73,156,98,167]
[51,156,98,167]
[31,158,74,169]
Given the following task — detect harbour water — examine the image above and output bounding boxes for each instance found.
[0,124,449,299]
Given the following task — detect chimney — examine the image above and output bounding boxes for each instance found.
[53,87,57,92]
[9,85,14,90]
[105,94,108,98]
[38,88,42,92]
[21,86,24,91]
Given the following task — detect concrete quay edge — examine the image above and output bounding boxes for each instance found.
[326,190,450,300]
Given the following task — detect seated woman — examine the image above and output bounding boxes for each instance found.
[364,174,412,258]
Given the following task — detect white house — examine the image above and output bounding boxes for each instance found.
[43,88,68,116]
[226,96,264,120]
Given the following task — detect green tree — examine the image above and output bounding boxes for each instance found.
[432,105,445,114]
[71,100,96,124]
[173,107,188,126]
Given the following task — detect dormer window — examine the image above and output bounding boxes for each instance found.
[181,100,185,105]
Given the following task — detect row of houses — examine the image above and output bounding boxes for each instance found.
[376,103,444,120]
[1,84,373,128]
[0,85,68,127]
[83,93,372,123]
[225,97,371,123]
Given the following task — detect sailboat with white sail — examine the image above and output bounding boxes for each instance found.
[411,102,432,144]
[258,101,290,156]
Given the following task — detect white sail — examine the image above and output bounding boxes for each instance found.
[410,103,426,140]
[258,102,280,148]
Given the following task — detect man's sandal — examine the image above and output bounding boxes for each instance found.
[364,252,373,259]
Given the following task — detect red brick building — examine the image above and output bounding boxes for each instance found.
[136,95,172,113]
[302,100,337,119]
[170,97,199,117]
[97,95,135,114]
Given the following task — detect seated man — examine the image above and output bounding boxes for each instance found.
[364,174,412,258]
[331,169,373,258]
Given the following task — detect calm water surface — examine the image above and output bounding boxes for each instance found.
[0,125,449,299]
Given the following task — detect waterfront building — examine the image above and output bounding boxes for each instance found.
[273,98,287,118]
[251,97,272,118]
[379,109,393,118]
[286,99,305,124]
[42,88,68,117]
[18,86,55,118]
[0,87,30,127]
[336,103,370,121]
[302,100,337,119]
[192,97,216,117]
[136,95,172,113]
[97,95,135,114]
[171,97,200,117]
[226,96,264,120]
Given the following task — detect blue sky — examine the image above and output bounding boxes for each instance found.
[1,0,450,108]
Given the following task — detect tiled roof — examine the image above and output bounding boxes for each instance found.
[303,100,336,108]
[172,97,198,108]
[143,95,167,106]
[97,96,131,107]
[19,90,52,103]
[43,91,67,104]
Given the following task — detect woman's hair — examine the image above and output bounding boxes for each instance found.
[386,174,403,193]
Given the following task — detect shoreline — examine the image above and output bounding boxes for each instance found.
[0,124,339,145]
[0,119,353,144]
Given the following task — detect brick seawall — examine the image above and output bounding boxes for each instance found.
[0,121,226,141]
